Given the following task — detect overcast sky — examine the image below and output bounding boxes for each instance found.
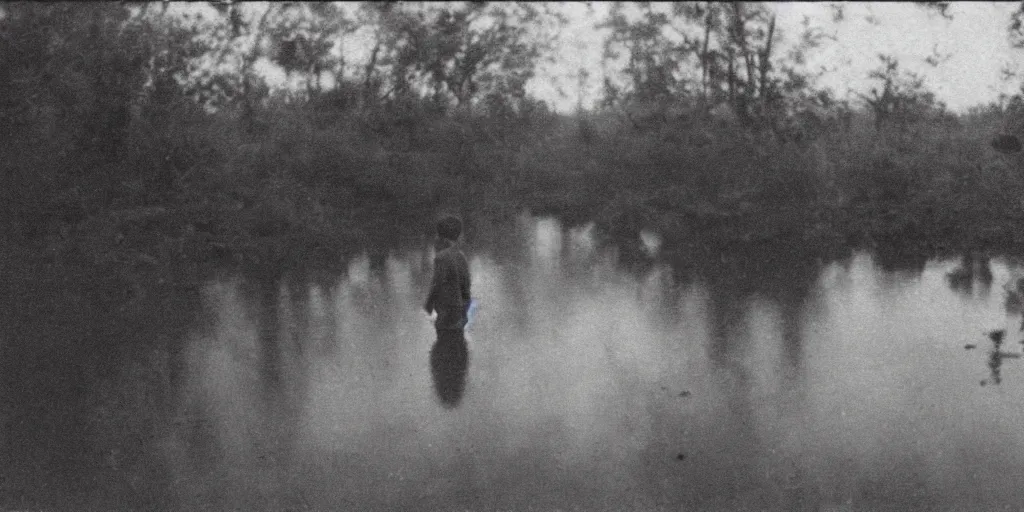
[775,2,1022,113]
[179,2,1024,114]
[532,2,1024,113]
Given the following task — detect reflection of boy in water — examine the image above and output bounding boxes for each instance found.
[424,215,472,336]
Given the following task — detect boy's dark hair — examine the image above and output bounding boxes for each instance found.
[436,214,463,241]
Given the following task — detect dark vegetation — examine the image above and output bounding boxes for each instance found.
[3,2,1024,282]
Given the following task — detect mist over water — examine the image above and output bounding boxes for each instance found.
[6,214,1024,510]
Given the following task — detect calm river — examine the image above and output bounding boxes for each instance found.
[4,214,1024,511]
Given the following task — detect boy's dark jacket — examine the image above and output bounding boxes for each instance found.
[424,238,471,331]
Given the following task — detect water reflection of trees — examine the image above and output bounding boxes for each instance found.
[246,270,286,390]
[694,248,821,375]
[873,244,930,275]
[540,218,825,381]
[0,264,208,509]
[235,267,314,469]
[945,252,994,296]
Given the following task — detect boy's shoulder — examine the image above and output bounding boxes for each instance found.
[435,245,461,260]
[436,246,468,267]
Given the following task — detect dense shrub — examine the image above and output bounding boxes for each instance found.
[4,3,1024,273]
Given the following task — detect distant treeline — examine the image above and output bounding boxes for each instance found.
[2,2,1024,277]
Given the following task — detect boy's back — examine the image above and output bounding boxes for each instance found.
[424,216,471,332]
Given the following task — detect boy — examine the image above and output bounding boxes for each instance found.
[424,215,472,335]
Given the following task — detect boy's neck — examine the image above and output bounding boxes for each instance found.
[435,237,458,251]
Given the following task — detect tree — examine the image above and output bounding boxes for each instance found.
[0,2,165,233]
[857,54,941,132]
[599,2,700,106]
[359,2,562,114]
[916,1,953,20]
[597,1,836,134]
[1013,2,1024,49]
[177,2,277,124]
[266,2,355,100]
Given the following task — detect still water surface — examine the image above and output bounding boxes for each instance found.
[10,215,1024,510]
